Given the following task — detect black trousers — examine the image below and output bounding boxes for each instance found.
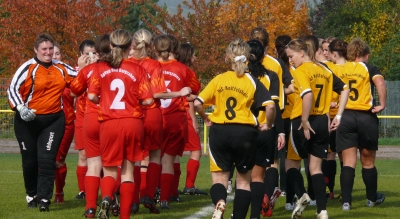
[14,111,65,200]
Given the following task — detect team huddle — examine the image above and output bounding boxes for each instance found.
[7,26,386,219]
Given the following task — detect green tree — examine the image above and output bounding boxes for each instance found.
[119,0,160,33]
[371,32,400,80]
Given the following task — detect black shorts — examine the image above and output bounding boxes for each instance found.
[254,128,276,168]
[329,118,337,152]
[209,123,258,173]
[291,115,329,159]
[336,110,378,152]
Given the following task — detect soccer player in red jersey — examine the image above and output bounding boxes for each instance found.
[52,43,78,204]
[153,35,199,209]
[70,34,111,218]
[87,29,153,219]
[74,40,97,200]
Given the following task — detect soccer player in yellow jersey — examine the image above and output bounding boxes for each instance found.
[334,38,387,211]
[245,40,285,218]
[194,38,276,219]
[322,37,337,61]
[249,28,294,110]
[285,39,350,219]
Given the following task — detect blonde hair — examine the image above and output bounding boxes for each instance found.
[225,38,250,76]
[347,37,370,61]
[132,29,152,59]
[286,39,316,63]
[153,35,171,61]
[103,29,132,68]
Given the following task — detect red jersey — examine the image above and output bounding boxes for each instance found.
[88,60,153,121]
[128,57,167,109]
[159,60,200,114]
[70,63,100,114]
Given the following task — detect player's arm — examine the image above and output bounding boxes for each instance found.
[330,74,349,130]
[253,79,275,130]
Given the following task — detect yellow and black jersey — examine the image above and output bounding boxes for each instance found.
[262,55,293,110]
[328,62,351,118]
[336,62,383,111]
[197,71,274,126]
[282,66,295,119]
[291,62,347,119]
[257,70,279,124]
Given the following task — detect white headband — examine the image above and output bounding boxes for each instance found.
[234,55,247,63]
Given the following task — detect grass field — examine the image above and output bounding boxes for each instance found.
[0,154,399,219]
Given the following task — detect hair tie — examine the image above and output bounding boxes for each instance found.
[234,55,247,63]
[305,42,311,46]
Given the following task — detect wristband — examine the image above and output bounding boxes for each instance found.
[335,115,342,120]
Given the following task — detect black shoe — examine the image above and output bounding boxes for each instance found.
[170,195,182,202]
[97,196,111,219]
[39,200,50,212]
[160,200,171,209]
[75,191,85,199]
[84,208,96,218]
[183,186,208,195]
[26,196,38,208]
[110,193,120,216]
[130,202,139,214]
[143,196,160,214]
[154,188,160,204]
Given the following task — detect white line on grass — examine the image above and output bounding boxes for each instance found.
[183,193,235,219]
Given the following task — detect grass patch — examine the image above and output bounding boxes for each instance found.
[0,154,399,218]
[379,138,400,146]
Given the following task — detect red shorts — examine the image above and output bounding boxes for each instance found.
[162,111,188,157]
[184,117,201,151]
[56,122,75,162]
[74,110,85,150]
[143,108,163,151]
[100,118,144,167]
[84,112,101,158]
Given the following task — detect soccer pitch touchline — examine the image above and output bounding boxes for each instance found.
[183,193,235,219]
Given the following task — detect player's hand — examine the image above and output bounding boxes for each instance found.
[204,117,212,127]
[330,115,341,131]
[78,55,90,69]
[258,123,272,131]
[193,119,200,135]
[180,87,192,97]
[330,102,338,109]
[299,120,315,140]
[372,105,385,113]
[17,105,36,122]
[277,134,285,150]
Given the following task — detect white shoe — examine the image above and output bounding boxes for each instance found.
[212,199,226,219]
[227,180,232,194]
[285,203,295,210]
[291,193,311,219]
[309,199,317,206]
[316,210,329,219]
[342,202,351,211]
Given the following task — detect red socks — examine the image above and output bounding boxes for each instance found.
[100,176,116,199]
[55,164,67,194]
[186,159,200,188]
[146,163,161,198]
[76,165,88,193]
[172,163,181,197]
[119,182,134,219]
[140,169,147,199]
[85,176,100,210]
[133,166,141,203]
[160,173,174,202]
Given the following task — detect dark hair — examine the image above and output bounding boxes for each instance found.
[249,27,269,48]
[328,39,348,59]
[275,35,292,67]
[34,33,54,49]
[167,34,179,55]
[154,35,171,61]
[95,34,111,59]
[247,40,267,78]
[79,39,95,54]
[302,35,319,54]
[176,43,195,67]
